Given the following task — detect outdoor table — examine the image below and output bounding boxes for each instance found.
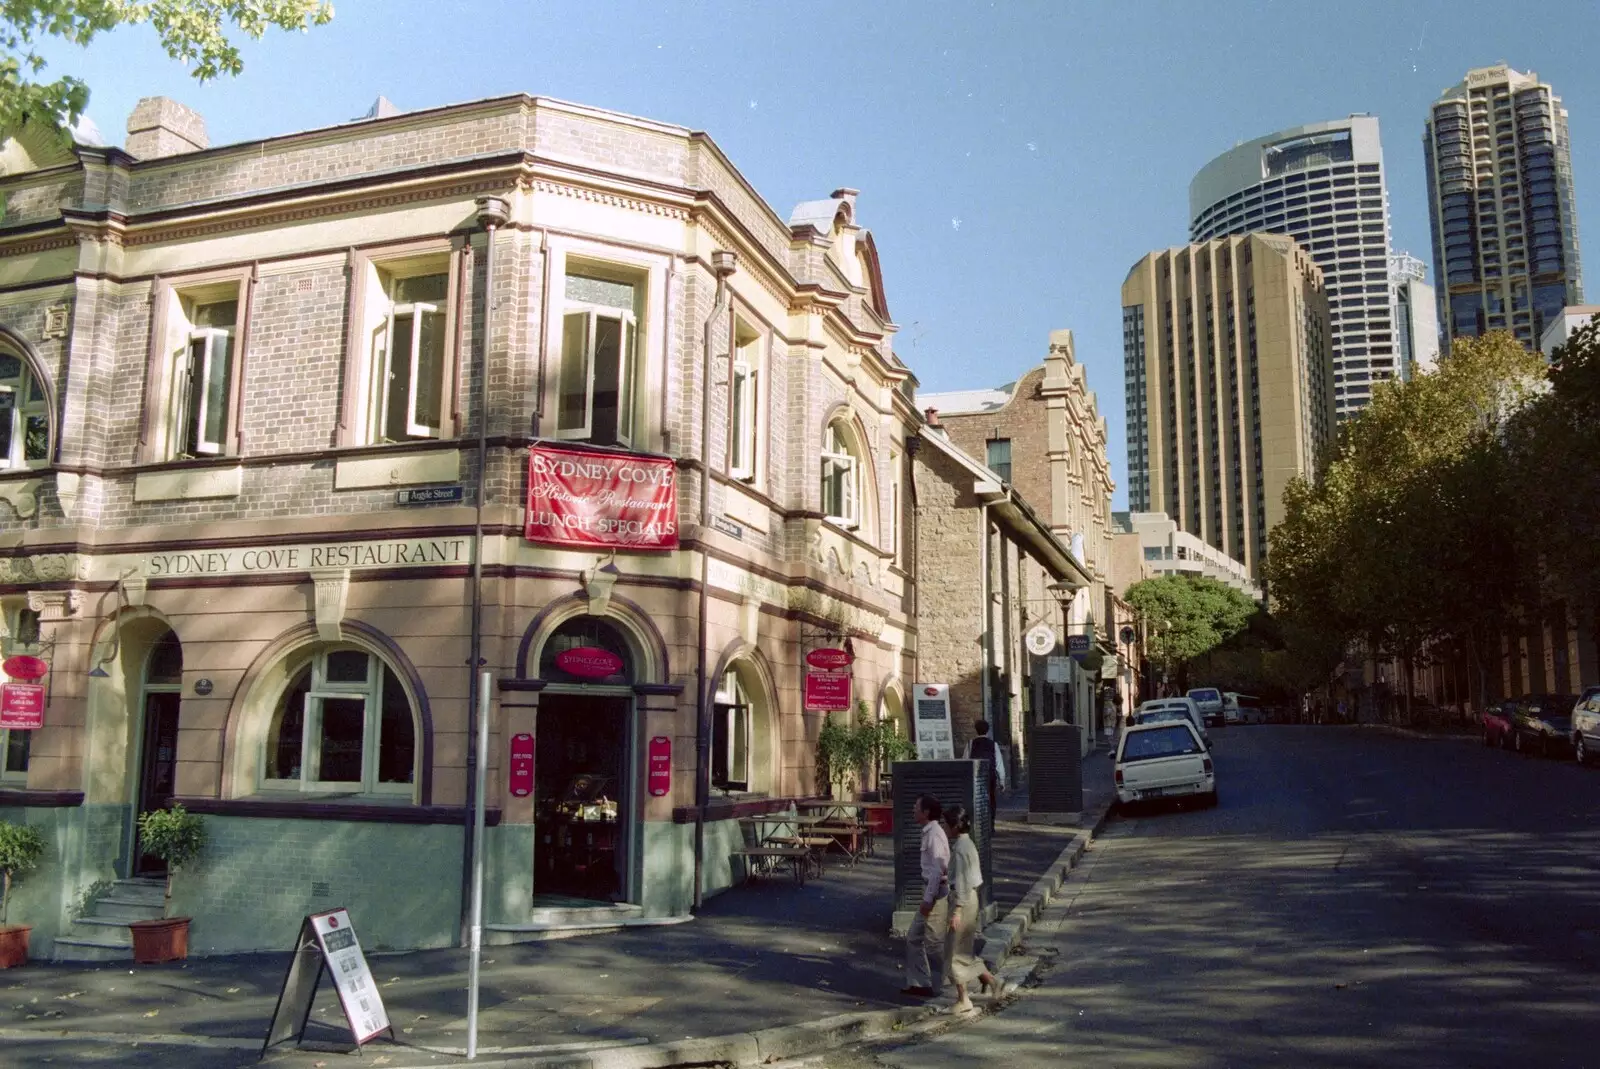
[738,815,826,878]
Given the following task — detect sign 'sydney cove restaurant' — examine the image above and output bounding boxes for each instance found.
[0,92,929,956]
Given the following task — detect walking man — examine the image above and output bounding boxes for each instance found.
[902,793,949,997]
[964,720,1006,815]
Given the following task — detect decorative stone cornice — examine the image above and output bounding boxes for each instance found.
[533,179,689,220]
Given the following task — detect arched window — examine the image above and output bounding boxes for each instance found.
[0,349,49,470]
[711,658,774,795]
[263,646,417,796]
[538,616,634,684]
[821,419,863,530]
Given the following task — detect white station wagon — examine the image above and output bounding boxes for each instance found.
[1115,720,1217,810]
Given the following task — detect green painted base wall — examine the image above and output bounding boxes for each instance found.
[0,805,124,959]
[636,818,745,915]
[171,816,465,955]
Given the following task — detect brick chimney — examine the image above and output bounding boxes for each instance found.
[923,406,941,428]
[125,97,208,159]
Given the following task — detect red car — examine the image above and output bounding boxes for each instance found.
[1483,699,1518,749]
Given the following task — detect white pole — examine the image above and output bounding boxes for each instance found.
[466,669,491,1060]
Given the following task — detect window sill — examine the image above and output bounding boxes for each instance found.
[134,465,243,502]
[175,795,500,826]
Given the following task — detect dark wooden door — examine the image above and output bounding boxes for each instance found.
[133,691,181,876]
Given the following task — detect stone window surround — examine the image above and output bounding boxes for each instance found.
[137,264,255,465]
[337,236,468,448]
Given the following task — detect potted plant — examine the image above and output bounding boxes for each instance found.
[0,819,47,968]
[857,710,915,835]
[129,804,205,964]
[816,713,868,799]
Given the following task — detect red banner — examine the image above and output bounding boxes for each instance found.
[0,682,44,729]
[647,736,672,797]
[525,446,678,550]
[804,672,853,713]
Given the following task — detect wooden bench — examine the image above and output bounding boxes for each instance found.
[728,846,811,886]
[813,822,869,864]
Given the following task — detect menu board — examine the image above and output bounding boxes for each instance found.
[262,908,392,1056]
[912,683,954,760]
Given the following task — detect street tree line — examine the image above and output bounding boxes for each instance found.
[1265,326,1600,714]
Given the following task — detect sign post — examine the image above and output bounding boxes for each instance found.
[508,733,534,798]
[0,683,44,729]
[647,736,672,797]
[912,684,955,759]
[466,669,490,1060]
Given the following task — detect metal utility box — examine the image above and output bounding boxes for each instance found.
[890,760,991,929]
[1027,721,1084,816]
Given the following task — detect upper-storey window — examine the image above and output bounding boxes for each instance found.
[558,264,643,448]
[170,295,237,458]
[821,419,862,529]
[0,350,48,470]
[729,320,763,482]
[366,269,449,443]
[987,438,1013,483]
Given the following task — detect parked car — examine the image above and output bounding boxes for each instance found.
[1187,688,1226,728]
[1482,699,1518,749]
[1135,697,1210,746]
[1114,719,1217,811]
[1511,694,1581,758]
[1569,686,1600,765]
[1225,692,1265,725]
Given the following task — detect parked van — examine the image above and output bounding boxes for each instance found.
[1225,692,1264,724]
[1187,687,1226,728]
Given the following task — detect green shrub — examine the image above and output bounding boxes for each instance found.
[0,820,47,926]
[136,805,206,915]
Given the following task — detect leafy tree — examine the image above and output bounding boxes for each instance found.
[1125,574,1257,691]
[0,1,334,137]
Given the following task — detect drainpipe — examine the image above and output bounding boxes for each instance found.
[978,502,992,728]
[693,250,738,911]
[459,195,509,944]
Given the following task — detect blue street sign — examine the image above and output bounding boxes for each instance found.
[1067,634,1091,660]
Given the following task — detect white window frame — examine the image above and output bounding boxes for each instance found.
[367,294,446,443]
[261,649,417,799]
[0,353,48,471]
[712,669,751,792]
[171,325,233,457]
[556,305,639,447]
[729,328,762,482]
[821,422,860,529]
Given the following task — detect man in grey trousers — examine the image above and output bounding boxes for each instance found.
[901,794,950,996]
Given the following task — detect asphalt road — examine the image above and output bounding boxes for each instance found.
[848,725,1600,1069]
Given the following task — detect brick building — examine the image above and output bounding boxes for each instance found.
[909,425,1091,774]
[0,93,921,957]
[919,329,1123,744]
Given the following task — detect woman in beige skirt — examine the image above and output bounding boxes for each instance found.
[942,805,1000,1014]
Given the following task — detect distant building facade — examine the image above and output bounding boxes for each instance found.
[1190,116,1395,419]
[1538,304,1599,357]
[1122,235,1334,580]
[1390,253,1440,379]
[1124,512,1261,600]
[1423,64,1584,351]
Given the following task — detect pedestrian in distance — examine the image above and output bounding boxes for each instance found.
[941,804,1003,1015]
[963,720,1006,815]
[901,793,949,997]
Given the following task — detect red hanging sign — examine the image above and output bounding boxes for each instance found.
[805,647,854,671]
[647,736,671,797]
[1,654,48,681]
[553,647,626,680]
[804,672,853,713]
[509,733,535,798]
[0,682,45,729]
[525,446,678,550]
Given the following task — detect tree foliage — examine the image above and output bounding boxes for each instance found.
[0,1,333,136]
[1265,331,1548,706]
[1125,574,1257,678]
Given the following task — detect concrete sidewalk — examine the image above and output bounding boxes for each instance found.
[4,755,1114,1068]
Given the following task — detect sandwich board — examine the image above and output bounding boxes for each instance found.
[262,908,392,1058]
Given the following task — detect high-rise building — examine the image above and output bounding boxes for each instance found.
[1390,253,1440,379]
[1424,64,1583,350]
[1190,117,1393,420]
[1122,235,1334,578]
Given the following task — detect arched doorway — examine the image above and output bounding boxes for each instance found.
[133,630,183,875]
[534,615,637,903]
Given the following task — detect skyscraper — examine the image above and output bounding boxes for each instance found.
[1190,117,1393,420]
[1122,234,1334,577]
[1424,64,1583,351]
[1390,253,1440,380]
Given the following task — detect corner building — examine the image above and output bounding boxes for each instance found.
[0,94,921,957]
[1122,235,1334,579]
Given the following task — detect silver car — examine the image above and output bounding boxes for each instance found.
[1573,686,1600,766]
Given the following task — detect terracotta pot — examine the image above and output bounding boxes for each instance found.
[129,918,190,964]
[0,925,30,968]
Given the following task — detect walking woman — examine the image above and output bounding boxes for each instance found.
[942,805,1001,1014]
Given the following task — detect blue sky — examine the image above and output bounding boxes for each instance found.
[39,0,1600,508]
